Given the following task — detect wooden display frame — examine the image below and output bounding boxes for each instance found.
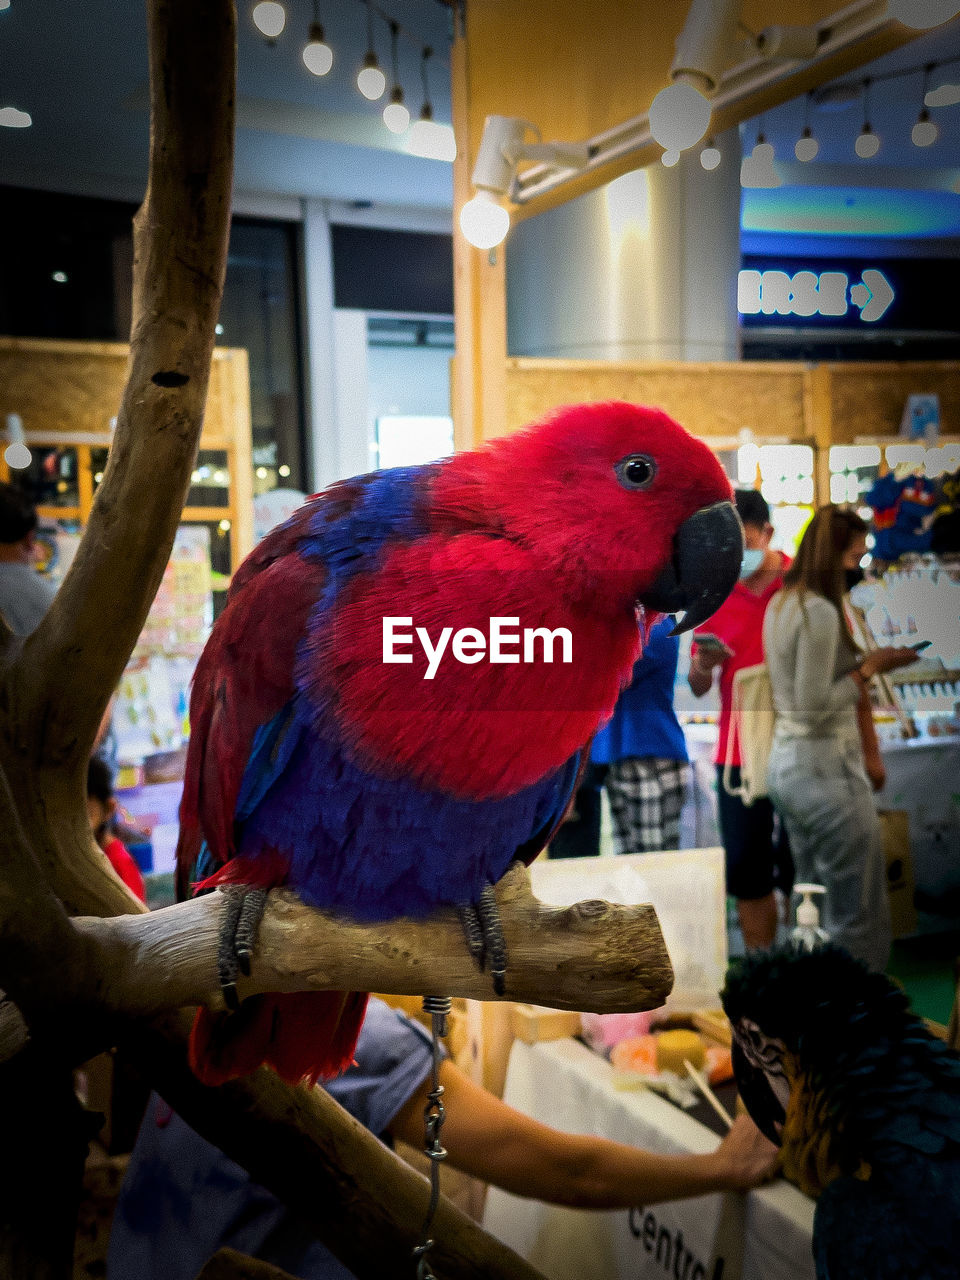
[500,356,960,508]
[0,337,255,574]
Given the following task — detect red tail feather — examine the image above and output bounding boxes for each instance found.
[188,990,369,1087]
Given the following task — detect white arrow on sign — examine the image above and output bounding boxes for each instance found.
[849,269,895,323]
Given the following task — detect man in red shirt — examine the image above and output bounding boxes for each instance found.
[689,489,790,950]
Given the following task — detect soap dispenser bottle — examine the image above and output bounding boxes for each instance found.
[791,883,829,951]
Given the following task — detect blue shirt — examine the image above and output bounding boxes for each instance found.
[107,998,441,1280]
[590,619,687,765]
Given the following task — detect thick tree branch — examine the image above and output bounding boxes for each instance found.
[123,1010,548,1280]
[74,861,674,1018]
[7,0,236,770]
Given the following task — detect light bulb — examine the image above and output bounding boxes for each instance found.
[0,106,30,127]
[795,128,819,162]
[661,148,680,168]
[912,110,938,147]
[700,144,721,171]
[357,53,386,101]
[926,82,960,108]
[648,79,712,152]
[740,139,782,189]
[407,114,457,161]
[855,126,880,158]
[459,190,510,250]
[383,88,409,134]
[302,23,333,76]
[253,1,285,40]
[4,442,31,469]
[886,0,960,28]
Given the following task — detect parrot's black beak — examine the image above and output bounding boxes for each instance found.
[731,1039,786,1147]
[639,500,743,635]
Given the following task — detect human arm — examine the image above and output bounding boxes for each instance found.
[855,682,885,792]
[857,647,919,680]
[389,1060,778,1209]
[790,598,863,728]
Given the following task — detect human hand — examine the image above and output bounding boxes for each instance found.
[713,1114,779,1193]
[692,642,733,672]
[862,646,920,678]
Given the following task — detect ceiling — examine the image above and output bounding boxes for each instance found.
[0,2,957,241]
[0,0,456,209]
[741,20,960,242]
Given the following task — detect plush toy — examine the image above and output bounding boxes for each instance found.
[866,471,937,562]
[177,401,742,1086]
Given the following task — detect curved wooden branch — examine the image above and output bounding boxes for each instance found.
[123,1009,549,1280]
[74,862,674,1018]
[8,0,236,767]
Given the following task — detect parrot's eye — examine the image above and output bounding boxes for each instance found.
[615,454,657,491]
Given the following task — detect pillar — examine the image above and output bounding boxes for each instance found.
[506,129,743,363]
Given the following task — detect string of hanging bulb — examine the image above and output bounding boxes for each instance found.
[250,0,456,161]
[722,51,960,184]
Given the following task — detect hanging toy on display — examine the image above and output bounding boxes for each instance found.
[866,469,937,562]
[894,472,937,556]
[931,467,960,556]
[865,471,905,564]
[722,946,960,1280]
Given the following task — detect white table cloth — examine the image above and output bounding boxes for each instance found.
[483,1038,816,1280]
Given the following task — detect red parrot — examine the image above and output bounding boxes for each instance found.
[177,401,741,1086]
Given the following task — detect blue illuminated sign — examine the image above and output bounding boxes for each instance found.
[738,267,895,322]
[738,257,960,333]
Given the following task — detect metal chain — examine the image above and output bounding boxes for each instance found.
[413,995,451,1280]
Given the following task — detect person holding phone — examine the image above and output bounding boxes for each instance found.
[763,506,918,972]
[691,488,798,952]
[688,489,791,951]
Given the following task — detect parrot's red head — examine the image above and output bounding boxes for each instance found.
[432,401,741,630]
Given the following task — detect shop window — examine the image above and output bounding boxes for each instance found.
[91,447,110,492]
[376,415,454,470]
[187,451,231,508]
[9,445,79,509]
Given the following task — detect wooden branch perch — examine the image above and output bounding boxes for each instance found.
[10,0,237,770]
[74,862,674,1018]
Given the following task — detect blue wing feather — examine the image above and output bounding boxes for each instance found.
[233,694,580,917]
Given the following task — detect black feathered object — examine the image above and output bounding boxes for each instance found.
[722,944,960,1279]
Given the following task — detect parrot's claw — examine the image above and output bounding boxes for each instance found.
[217,885,268,1011]
[457,903,486,967]
[477,883,508,997]
[457,885,508,996]
[235,888,268,977]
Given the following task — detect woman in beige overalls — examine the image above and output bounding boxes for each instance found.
[764,507,917,972]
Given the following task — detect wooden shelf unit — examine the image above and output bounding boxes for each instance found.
[0,337,255,574]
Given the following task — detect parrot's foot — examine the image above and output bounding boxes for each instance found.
[457,883,508,997]
[217,885,268,1011]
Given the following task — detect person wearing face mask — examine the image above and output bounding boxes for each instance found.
[763,506,918,972]
[689,490,791,951]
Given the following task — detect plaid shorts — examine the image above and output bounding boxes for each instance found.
[605,757,690,854]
